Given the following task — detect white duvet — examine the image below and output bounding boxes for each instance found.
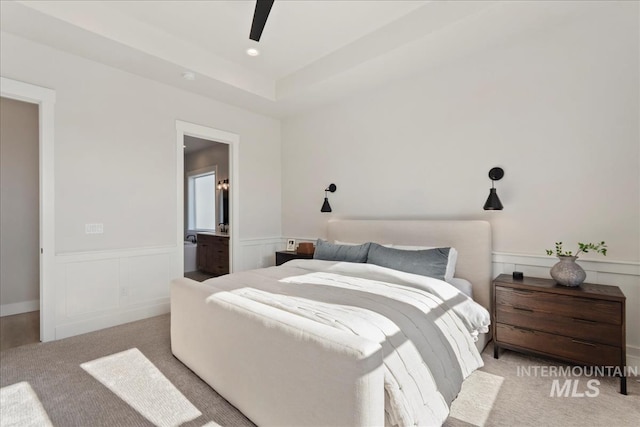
[206,260,490,427]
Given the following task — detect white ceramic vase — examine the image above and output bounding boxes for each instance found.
[550,255,586,287]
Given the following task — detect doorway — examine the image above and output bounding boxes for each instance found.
[175,121,239,279]
[183,136,229,281]
[0,97,39,350]
[0,77,55,343]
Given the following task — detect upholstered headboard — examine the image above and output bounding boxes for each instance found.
[326,220,493,312]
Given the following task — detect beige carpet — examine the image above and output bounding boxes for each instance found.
[81,348,203,427]
[0,381,53,427]
[0,315,252,427]
[1,314,637,426]
[447,347,639,427]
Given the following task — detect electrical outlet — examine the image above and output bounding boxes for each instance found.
[121,288,129,297]
[85,223,104,234]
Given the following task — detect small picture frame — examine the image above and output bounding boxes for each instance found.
[286,239,296,251]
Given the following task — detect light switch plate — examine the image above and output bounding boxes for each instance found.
[85,223,104,234]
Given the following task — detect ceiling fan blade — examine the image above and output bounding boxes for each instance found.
[249,0,274,42]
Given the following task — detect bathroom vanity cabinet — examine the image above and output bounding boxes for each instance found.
[197,233,229,276]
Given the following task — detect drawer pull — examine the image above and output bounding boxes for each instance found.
[572,317,597,324]
[571,339,596,347]
[513,306,534,313]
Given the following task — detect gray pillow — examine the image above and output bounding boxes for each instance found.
[313,239,371,263]
[366,243,450,280]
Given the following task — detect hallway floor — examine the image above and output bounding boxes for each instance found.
[0,311,39,352]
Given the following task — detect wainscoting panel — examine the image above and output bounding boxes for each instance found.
[120,253,174,306]
[64,259,120,317]
[48,240,639,371]
[54,246,177,339]
[493,252,640,370]
[236,237,285,271]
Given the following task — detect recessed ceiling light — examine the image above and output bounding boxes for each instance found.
[246,48,260,57]
[182,71,196,81]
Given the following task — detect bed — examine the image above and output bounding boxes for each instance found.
[171,220,493,426]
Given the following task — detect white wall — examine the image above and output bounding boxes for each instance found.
[1,33,281,252]
[281,3,639,262]
[1,32,281,337]
[0,97,39,316]
[184,142,229,182]
[281,4,639,359]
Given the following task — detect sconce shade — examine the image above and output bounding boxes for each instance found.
[320,183,337,213]
[484,188,503,210]
[483,167,504,210]
[321,198,332,213]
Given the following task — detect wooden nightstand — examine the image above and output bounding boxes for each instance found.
[275,250,313,266]
[493,274,627,394]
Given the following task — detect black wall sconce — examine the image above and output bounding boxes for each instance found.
[217,179,229,190]
[483,167,504,210]
[321,184,337,213]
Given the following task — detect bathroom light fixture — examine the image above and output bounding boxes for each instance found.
[217,179,229,190]
[483,167,504,210]
[321,184,337,213]
[246,48,260,57]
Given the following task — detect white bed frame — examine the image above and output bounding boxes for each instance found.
[171,220,492,426]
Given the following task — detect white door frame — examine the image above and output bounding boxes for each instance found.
[1,77,56,342]
[176,121,239,274]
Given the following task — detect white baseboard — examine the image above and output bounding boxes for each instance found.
[626,345,640,372]
[0,300,39,317]
[55,300,169,340]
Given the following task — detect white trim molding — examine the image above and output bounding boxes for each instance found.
[493,252,640,277]
[0,300,40,317]
[176,120,239,274]
[1,76,56,342]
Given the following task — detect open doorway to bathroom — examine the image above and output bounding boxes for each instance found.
[183,136,230,282]
[0,96,40,350]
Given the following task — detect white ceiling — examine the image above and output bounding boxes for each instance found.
[0,0,601,118]
[106,0,427,80]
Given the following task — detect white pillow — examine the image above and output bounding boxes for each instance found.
[334,240,391,246]
[388,245,457,282]
[333,240,362,246]
[449,278,473,298]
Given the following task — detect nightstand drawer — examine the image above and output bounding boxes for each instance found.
[495,286,621,325]
[496,324,621,366]
[496,305,622,346]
